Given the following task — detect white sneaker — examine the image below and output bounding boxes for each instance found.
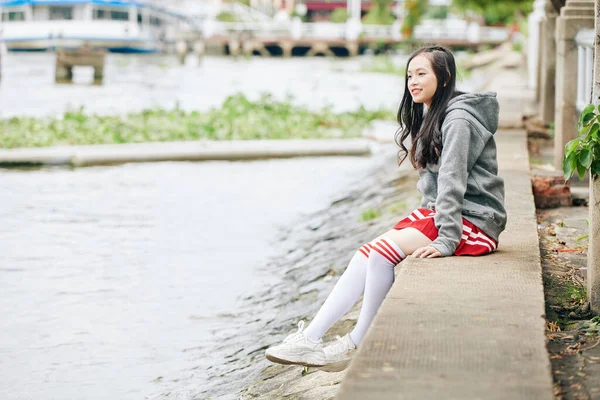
[265,321,326,367]
[319,334,357,372]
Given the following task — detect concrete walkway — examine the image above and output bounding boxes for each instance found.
[336,62,554,399]
[0,139,371,167]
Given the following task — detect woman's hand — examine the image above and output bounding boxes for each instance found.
[411,246,442,258]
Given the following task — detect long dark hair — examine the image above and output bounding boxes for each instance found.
[395,46,459,168]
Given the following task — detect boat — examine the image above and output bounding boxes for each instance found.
[0,0,189,53]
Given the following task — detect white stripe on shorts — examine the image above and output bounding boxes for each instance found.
[413,209,426,220]
[461,234,493,252]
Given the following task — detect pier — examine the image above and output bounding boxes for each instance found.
[55,47,105,84]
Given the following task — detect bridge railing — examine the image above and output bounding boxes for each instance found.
[204,19,509,43]
[300,22,346,40]
[575,28,594,113]
[361,24,400,40]
[414,19,509,43]
[481,26,511,42]
[209,21,290,37]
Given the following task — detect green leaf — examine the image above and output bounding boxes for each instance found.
[563,151,578,180]
[590,123,600,140]
[592,160,600,178]
[580,104,596,128]
[577,161,587,180]
[567,138,581,152]
[579,148,593,169]
[579,122,593,138]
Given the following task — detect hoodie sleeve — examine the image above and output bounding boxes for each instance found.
[429,118,485,256]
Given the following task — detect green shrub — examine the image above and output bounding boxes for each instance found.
[362,6,395,25]
[216,11,237,22]
[563,104,600,180]
[330,8,349,23]
[423,5,449,19]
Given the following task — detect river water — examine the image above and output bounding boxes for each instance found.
[0,52,408,118]
[0,53,481,399]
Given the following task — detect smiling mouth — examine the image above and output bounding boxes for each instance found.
[411,88,422,95]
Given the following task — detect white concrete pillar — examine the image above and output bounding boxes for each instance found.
[587,0,600,315]
[553,0,594,169]
[528,0,546,89]
[348,0,361,21]
[539,1,558,122]
[344,0,362,40]
[291,16,302,40]
[391,20,401,41]
[466,22,480,43]
[345,18,362,40]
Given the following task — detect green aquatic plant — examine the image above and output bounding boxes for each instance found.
[388,200,408,214]
[0,93,395,149]
[361,208,381,221]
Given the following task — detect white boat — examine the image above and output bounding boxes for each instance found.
[0,0,189,53]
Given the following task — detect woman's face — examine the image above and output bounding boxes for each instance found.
[407,54,438,108]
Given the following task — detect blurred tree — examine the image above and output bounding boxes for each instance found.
[216,11,237,22]
[423,5,449,19]
[363,0,396,25]
[452,0,533,25]
[330,8,350,23]
[401,0,427,37]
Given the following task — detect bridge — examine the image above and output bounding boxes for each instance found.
[137,1,511,57]
[174,5,510,58]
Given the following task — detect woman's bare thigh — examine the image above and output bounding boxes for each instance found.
[371,228,432,256]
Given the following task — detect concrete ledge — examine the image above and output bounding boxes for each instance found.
[0,139,371,167]
[336,129,553,400]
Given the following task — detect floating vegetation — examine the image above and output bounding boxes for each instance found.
[0,93,395,149]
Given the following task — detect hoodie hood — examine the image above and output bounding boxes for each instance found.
[445,92,499,134]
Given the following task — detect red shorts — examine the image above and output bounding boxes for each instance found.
[393,208,498,256]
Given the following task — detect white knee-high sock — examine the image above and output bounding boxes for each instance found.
[304,244,371,342]
[350,236,405,346]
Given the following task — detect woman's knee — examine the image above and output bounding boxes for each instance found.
[372,228,432,256]
[368,235,406,266]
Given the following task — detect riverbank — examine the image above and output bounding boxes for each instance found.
[0,138,372,167]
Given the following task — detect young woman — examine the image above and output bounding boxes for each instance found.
[265,45,507,372]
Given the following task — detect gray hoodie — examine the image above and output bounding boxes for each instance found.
[418,92,507,256]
